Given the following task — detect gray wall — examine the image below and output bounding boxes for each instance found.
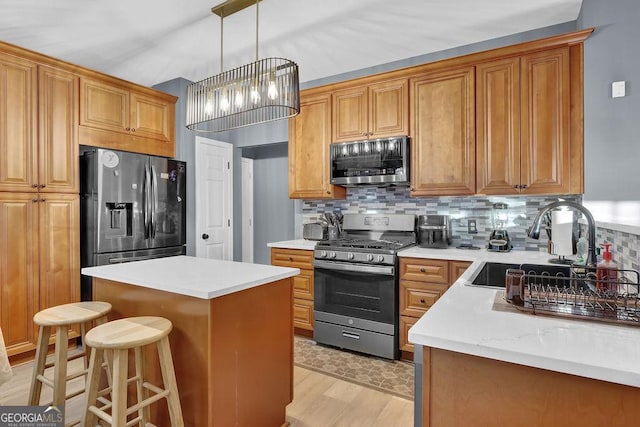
[579,0,640,203]
[243,144,295,264]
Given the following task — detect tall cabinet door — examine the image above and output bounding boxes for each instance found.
[38,194,80,312]
[520,47,571,194]
[0,55,38,192]
[289,93,345,199]
[369,79,408,138]
[410,67,475,196]
[38,65,79,193]
[80,77,129,134]
[0,193,39,356]
[476,57,521,195]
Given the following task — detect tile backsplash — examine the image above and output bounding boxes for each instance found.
[301,187,640,272]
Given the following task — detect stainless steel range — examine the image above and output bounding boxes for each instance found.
[313,213,416,359]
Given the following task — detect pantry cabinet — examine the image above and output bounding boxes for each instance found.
[409,67,476,196]
[0,193,79,358]
[79,77,176,157]
[289,92,346,199]
[476,47,574,195]
[271,248,315,333]
[332,78,408,142]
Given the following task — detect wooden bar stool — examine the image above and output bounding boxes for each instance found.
[29,301,112,409]
[83,316,184,427]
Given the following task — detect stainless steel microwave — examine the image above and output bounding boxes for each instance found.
[330,136,410,186]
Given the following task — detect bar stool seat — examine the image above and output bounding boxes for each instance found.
[29,301,112,410]
[83,316,184,427]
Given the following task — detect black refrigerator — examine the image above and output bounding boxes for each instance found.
[80,147,186,300]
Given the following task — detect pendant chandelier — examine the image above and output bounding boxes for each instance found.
[186,0,300,133]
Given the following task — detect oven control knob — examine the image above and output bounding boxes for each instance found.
[366,254,374,262]
[320,251,327,258]
[347,252,354,260]
[330,252,337,258]
[377,255,385,263]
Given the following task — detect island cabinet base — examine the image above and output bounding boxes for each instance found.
[423,347,640,427]
[93,277,293,427]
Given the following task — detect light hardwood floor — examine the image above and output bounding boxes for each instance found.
[0,359,414,426]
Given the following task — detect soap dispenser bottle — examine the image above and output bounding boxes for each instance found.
[596,243,618,293]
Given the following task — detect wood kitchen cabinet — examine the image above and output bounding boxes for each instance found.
[410,67,476,196]
[79,77,176,157]
[0,193,80,360]
[271,248,315,334]
[332,78,408,142]
[399,257,470,359]
[476,47,575,195]
[0,60,78,194]
[288,92,346,199]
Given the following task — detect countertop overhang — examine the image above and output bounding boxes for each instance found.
[405,247,640,388]
[82,256,300,299]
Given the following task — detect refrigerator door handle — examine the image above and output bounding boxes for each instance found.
[151,164,159,238]
[144,163,151,238]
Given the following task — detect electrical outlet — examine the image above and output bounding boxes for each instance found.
[467,219,478,234]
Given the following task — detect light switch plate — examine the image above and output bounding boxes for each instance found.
[612,80,626,98]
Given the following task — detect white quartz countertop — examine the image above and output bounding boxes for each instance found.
[407,249,640,388]
[81,256,300,299]
[267,239,317,250]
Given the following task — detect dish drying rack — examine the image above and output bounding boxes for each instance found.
[514,266,640,326]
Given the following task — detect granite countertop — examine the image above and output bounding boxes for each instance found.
[81,256,300,299]
[407,248,640,388]
[267,239,318,250]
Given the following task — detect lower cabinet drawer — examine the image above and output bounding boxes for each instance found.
[400,315,418,352]
[293,298,314,331]
[400,280,449,317]
[293,269,314,300]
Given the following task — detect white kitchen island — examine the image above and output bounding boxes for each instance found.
[82,256,300,427]
[403,248,640,427]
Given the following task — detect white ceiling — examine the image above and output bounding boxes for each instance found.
[0,0,582,88]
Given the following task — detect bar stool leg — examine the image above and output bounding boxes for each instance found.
[157,337,184,427]
[112,348,129,427]
[52,326,69,408]
[29,325,52,405]
[134,347,149,426]
[83,347,103,427]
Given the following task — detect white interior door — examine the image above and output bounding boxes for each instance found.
[241,158,254,263]
[195,136,233,260]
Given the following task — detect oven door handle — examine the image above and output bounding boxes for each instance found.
[314,260,394,275]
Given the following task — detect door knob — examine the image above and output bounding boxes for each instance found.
[202,233,209,240]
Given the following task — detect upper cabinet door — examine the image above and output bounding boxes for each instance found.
[332,86,368,142]
[80,77,129,133]
[0,55,38,192]
[289,93,345,199]
[520,47,571,194]
[130,91,172,142]
[38,66,79,193]
[369,79,408,139]
[476,57,521,195]
[410,67,476,196]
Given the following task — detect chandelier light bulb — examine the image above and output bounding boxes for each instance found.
[250,87,261,104]
[235,90,244,108]
[220,91,230,112]
[267,80,278,100]
[204,92,214,115]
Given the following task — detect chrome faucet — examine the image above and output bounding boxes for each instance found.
[527,200,597,267]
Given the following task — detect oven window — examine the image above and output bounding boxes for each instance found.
[314,266,396,324]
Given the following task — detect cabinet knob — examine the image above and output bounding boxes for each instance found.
[420,298,426,304]
[32,184,38,188]
[289,257,294,262]
[420,268,426,273]
[40,198,46,202]
[131,128,136,133]
[32,198,38,202]
[326,191,330,195]
[39,184,46,188]
[514,185,520,189]
[521,184,528,189]
[125,127,131,132]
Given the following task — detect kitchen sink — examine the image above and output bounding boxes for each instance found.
[470,262,571,288]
